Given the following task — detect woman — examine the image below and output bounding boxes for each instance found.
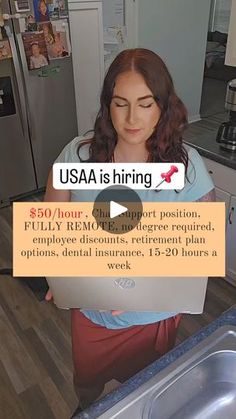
[44,48,215,409]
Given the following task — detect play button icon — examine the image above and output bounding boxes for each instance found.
[110,201,128,218]
[93,186,143,234]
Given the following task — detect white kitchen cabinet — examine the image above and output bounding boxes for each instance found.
[202,155,236,286]
[202,156,236,221]
[68,1,104,135]
[226,195,236,285]
[214,187,231,225]
[202,156,236,196]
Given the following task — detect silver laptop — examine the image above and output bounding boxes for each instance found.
[46,276,208,313]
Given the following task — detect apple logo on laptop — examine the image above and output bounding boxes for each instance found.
[114,278,136,289]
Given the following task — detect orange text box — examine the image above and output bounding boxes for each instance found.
[13,202,225,277]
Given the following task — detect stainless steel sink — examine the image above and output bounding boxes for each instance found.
[98,326,236,419]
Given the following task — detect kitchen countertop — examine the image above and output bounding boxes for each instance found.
[183,130,236,170]
[72,305,236,418]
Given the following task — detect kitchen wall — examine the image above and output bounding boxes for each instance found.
[137,0,211,122]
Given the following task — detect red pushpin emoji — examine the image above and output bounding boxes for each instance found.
[155,165,178,188]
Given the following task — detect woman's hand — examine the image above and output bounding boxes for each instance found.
[45,289,53,301]
[111,310,125,316]
[45,293,124,315]
[99,310,125,315]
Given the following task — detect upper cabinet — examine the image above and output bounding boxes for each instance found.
[68,1,104,135]
[68,0,135,135]
[103,0,132,71]
[225,0,236,66]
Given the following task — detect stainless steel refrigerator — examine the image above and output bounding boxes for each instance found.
[0,0,77,205]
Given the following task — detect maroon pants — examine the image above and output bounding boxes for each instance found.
[71,310,182,408]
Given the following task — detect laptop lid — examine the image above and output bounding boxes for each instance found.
[46,276,208,313]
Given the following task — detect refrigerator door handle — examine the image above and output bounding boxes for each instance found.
[15,32,35,143]
[6,26,30,140]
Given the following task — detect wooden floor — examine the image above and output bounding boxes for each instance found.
[1,108,235,418]
[0,275,76,419]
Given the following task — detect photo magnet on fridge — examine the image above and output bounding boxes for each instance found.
[22,32,49,70]
[0,40,12,60]
[47,0,68,20]
[47,0,59,20]
[0,1,3,21]
[33,0,50,22]
[25,14,38,32]
[49,19,70,59]
[0,0,4,37]
[15,0,30,13]
[38,21,55,59]
[0,26,7,42]
[38,21,54,44]
[58,0,68,18]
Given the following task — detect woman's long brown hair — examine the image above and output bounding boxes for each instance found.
[77,48,188,168]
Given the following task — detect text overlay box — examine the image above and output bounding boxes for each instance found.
[13,202,225,277]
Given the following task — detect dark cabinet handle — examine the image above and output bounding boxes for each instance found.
[216,122,227,143]
[229,207,235,225]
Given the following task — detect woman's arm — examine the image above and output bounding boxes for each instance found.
[196,188,216,202]
[44,170,70,202]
